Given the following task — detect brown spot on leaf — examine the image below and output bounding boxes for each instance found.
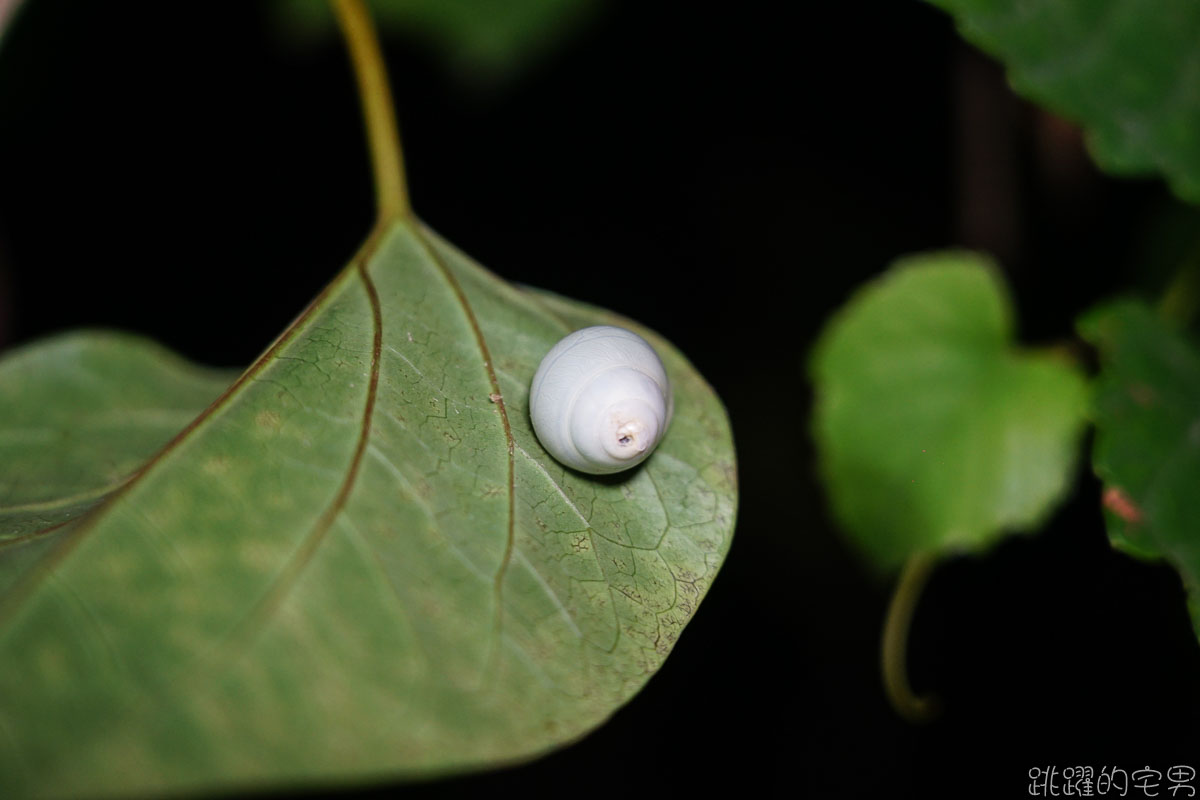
[255,410,281,431]
[1103,486,1144,525]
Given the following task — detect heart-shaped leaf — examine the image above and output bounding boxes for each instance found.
[810,251,1088,570]
[929,0,1200,203]
[0,220,736,798]
[1078,299,1200,638]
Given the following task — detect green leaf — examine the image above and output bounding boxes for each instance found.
[1078,299,1200,637]
[0,331,236,545]
[0,331,236,610]
[0,219,735,798]
[273,0,598,81]
[810,252,1088,571]
[930,0,1200,203]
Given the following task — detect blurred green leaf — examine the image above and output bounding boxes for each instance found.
[1078,299,1200,637]
[931,0,1200,203]
[0,331,234,539]
[0,331,235,594]
[0,219,735,798]
[274,0,599,81]
[811,252,1089,570]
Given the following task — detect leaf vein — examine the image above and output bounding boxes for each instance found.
[226,246,385,651]
[408,225,517,674]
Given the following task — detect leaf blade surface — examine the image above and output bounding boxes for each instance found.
[1078,300,1200,638]
[811,252,1088,570]
[931,0,1200,202]
[0,220,736,797]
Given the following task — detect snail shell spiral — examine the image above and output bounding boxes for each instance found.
[529,325,673,475]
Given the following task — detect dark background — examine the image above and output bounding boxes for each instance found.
[2,1,1198,797]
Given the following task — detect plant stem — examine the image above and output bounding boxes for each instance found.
[881,551,939,724]
[331,0,411,222]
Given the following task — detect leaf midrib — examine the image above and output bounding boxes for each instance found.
[408,223,518,675]
[0,478,132,517]
[225,249,385,647]
[0,225,384,626]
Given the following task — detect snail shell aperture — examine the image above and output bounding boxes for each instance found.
[529,325,673,475]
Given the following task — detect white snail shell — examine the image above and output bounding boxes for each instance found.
[529,325,673,475]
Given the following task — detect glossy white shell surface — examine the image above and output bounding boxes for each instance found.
[529,326,672,474]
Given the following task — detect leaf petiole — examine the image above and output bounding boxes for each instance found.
[881,550,940,724]
[331,0,412,222]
